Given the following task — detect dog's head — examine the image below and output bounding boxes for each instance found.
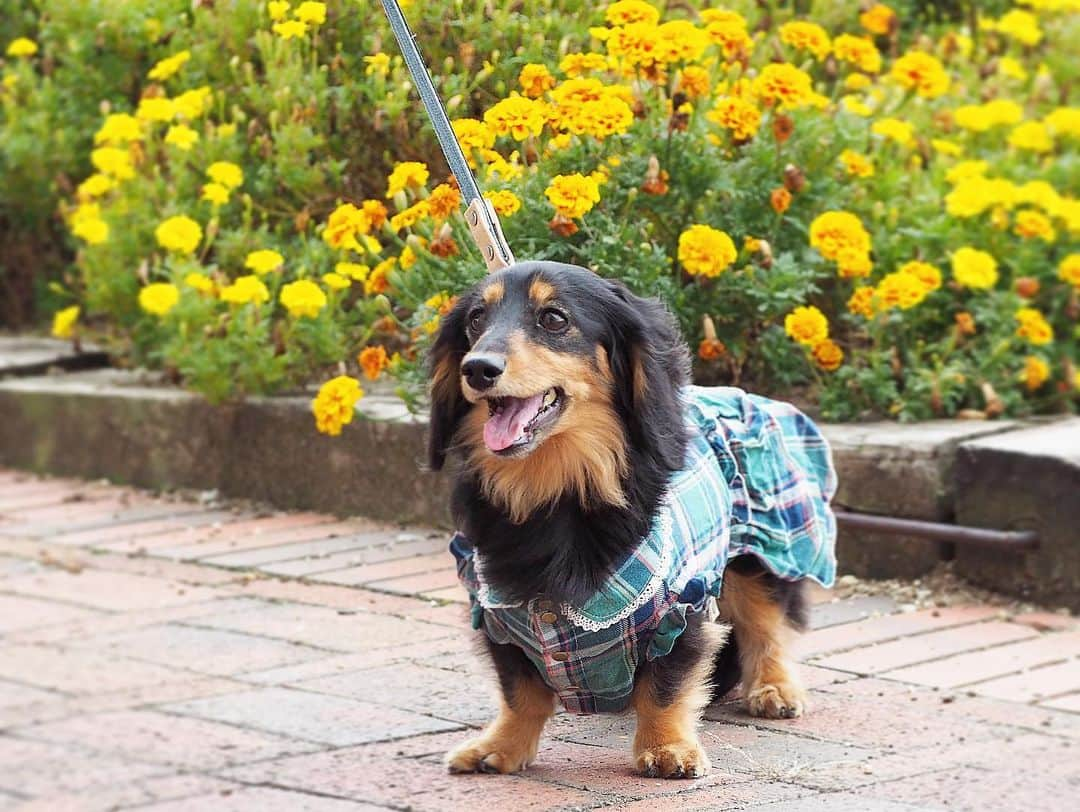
[428,261,689,522]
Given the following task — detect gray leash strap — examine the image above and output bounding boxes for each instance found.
[379,0,515,271]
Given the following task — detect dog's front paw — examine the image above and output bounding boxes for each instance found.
[445,735,535,775]
[747,681,806,719]
[635,740,710,779]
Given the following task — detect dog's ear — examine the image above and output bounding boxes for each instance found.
[427,296,472,470]
[603,280,689,471]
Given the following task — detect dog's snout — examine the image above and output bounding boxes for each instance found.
[462,353,505,391]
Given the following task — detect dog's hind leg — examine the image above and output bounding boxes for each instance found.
[445,641,555,775]
[718,557,808,719]
[631,614,727,779]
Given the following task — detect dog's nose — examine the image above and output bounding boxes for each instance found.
[462,354,505,391]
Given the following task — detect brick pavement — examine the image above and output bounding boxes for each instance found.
[0,468,1077,811]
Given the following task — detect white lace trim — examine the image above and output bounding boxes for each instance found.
[473,551,523,609]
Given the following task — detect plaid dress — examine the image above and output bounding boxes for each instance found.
[451,386,837,715]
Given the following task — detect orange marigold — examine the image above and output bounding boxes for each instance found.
[358,345,390,381]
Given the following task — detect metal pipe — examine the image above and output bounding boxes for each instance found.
[834,511,1039,551]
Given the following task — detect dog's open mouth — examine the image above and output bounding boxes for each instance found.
[482,387,565,454]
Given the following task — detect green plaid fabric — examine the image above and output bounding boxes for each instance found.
[451,386,837,714]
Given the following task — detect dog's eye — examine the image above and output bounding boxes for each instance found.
[538,308,569,333]
[468,307,486,333]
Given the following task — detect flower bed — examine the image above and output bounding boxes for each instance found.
[3,0,1078,431]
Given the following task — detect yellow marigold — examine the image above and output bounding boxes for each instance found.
[323,203,365,250]
[358,345,390,381]
[785,305,829,346]
[71,215,109,245]
[847,287,877,318]
[273,20,307,39]
[51,306,79,339]
[220,275,269,305]
[1014,209,1056,242]
[155,215,202,255]
[295,1,326,24]
[77,173,116,200]
[945,176,998,218]
[138,283,180,316]
[836,247,873,279]
[400,239,425,270]
[483,95,546,141]
[426,183,461,221]
[245,249,284,274]
[135,96,175,123]
[388,200,430,232]
[560,52,609,78]
[859,4,896,35]
[877,270,928,310]
[871,117,914,146]
[451,119,495,167]
[994,10,1042,46]
[164,123,199,151]
[605,0,659,26]
[519,63,556,98]
[890,51,949,98]
[833,34,882,73]
[706,96,761,141]
[364,53,390,77]
[752,63,821,110]
[147,50,190,82]
[677,66,711,99]
[899,260,942,291]
[945,160,988,185]
[1015,180,1062,211]
[845,73,872,91]
[779,21,831,61]
[568,93,634,139]
[6,38,38,58]
[201,183,230,206]
[841,96,873,117]
[184,272,215,293]
[90,147,135,181]
[267,1,290,21]
[1045,107,1080,139]
[932,138,962,156]
[954,100,1023,132]
[1021,356,1049,391]
[173,86,212,120]
[94,113,142,145]
[1058,254,1080,287]
[322,272,350,291]
[951,247,998,289]
[656,19,710,63]
[207,161,243,190]
[809,211,871,262]
[1009,121,1053,153]
[545,173,601,219]
[678,224,737,278]
[703,15,754,61]
[839,149,874,178]
[385,161,429,198]
[483,189,522,217]
[1015,308,1054,345]
[312,375,363,436]
[336,262,369,282]
[280,279,327,319]
[998,56,1028,81]
[812,339,844,372]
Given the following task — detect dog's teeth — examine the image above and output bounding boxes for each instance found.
[542,389,557,408]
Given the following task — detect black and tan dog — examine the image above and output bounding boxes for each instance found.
[428,260,827,779]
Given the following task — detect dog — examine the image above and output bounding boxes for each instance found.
[428,260,836,779]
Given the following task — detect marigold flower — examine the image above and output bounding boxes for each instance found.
[388,200,430,232]
[954,100,1022,132]
[559,52,609,78]
[703,14,754,61]
[779,21,831,60]
[245,249,284,274]
[932,139,962,156]
[656,19,709,64]
[138,283,180,317]
[753,63,822,110]
[207,161,244,190]
[677,66,711,98]
[451,119,495,167]
[955,312,976,336]
[899,261,942,292]
[877,270,928,310]
[1009,121,1053,153]
[859,4,896,36]
[184,272,215,293]
[219,274,269,305]
[94,113,142,145]
[993,10,1042,46]
[358,345,390,381]
[164,123,199,151]
[1015,277,1040,299]
[839,149,874,178]
[427,183,461,220]
[155,215,202,255]
[871,117,914,147]
[484,95,547,141]
[785,306,829,347]
[832,34,882,73]
[678,224,737,278]
[545,173,601,219]
[605,0,660,26]
[951,247,998,289]
[1058,254,1080,288]
[364,52,390,77]
[273,20,307,39]
[72,216,109,245]
[706,96,761,141]
[1015,308,1054,345]
[385,161,429,198]
[429,226,459,258]
[90,147,135,181]
[519,63,556,98]
[294,1,326,24]
[136,97,175,123]
[847,287,876,318]
[321,272,350,291]
[51,306,79,339]
[267,1,290,21]
[312,376,363,436]
[770,187,791,214]
[836,247,873,279]
[890,51,949,98]
[1014,209,1056,242]
[365,258,395,295]
[147,50,190,82]
[698,338,726,362]
[173,86,212,120]
[6,38,38,58]
[77,173,116,200]
[336,262,369,281]
[1045,107,1080,139]
[280,279,327,319]
[812,339,844,372]
[201,182,230,206]
[809,211,871,263]
[1021,356,1049,391]
[483,189,522,217]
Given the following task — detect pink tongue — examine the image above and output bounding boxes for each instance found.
[483,394,545,452]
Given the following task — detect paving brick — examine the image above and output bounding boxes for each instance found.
[259,535,449,577]
[315,552,450,586]
[365,568,460,597]
[1012,611,1077,632]
[753,792,935,811]
[186,601,453,652]
[200,529,390,568]
[416,586,469,603]
[0,644,191,694]
[812,620,1037,675]
[1,499,176,537]
[1040,692,1080,712]
[3,569,220,611]
[59,509,237,551]
[0,679,60,710]
[74,623,336,677]
[152,515,363,561]
[970,659,1080,703]
[132,786,391,811]
[0,554,44,579]
[884,631,1080,688]
[870,764,1077,812]
[0,594,102,633]
[45,505,211,547]
[0,736,166,798]
[606,781,813,812]
[797,605,1000,658]
[808,596,899,630]
[13,773,239,812]
[21,708,320,770]
[165,686,463,746]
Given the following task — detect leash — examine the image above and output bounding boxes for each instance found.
[379,0,516,272]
